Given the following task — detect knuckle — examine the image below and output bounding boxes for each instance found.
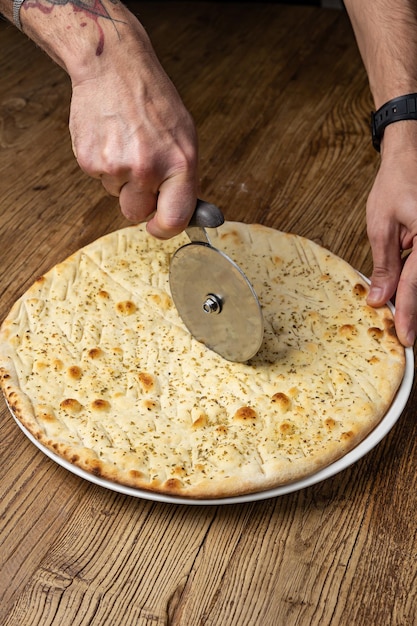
[74,145,94,174]
[169,214,190,231]
[159,210,189,232]
[366,222,390,247]
[371,265,394,280]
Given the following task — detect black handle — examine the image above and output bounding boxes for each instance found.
[188,199,225,229]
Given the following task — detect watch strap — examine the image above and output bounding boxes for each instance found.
[371,93,417,152]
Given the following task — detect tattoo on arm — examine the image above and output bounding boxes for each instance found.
[22,0,125,55]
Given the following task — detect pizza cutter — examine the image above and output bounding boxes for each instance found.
[169,199,264,362]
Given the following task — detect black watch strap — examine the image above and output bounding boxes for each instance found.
[371,92,417,152]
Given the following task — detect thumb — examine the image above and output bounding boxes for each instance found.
[366,236,402,308]
[146,175,197,239]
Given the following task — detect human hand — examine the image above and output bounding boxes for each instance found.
[366,123,417,347]
[68,21,199,239]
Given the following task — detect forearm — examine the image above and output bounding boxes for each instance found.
[0,0,154,85]
[344,0,417,108]
[345,0,417,154]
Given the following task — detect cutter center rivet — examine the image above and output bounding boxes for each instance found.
[203,294,222,314]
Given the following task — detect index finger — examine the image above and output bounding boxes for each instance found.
[393,247,417,346]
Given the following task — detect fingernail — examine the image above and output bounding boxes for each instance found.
[368,286,383,303]
[405,330,416,347]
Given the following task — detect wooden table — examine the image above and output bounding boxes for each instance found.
[1,3,416,624]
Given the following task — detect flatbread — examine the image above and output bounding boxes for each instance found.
[0,222,405,498]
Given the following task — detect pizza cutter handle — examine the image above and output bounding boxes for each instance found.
[190,199,225,228]
[186,199,225,244]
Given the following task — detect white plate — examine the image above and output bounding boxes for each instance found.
[8,342,414,506]
[5,270,415,505]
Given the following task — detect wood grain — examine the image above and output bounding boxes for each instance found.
[1,3,416,625]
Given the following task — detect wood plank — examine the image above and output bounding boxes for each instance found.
[0,2,416,625]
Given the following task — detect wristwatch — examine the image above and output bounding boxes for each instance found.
[371,93,417,151]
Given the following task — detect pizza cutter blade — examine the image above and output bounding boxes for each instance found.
[169,199,264,362]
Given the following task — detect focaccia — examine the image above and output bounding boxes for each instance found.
[0,222,405,498]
